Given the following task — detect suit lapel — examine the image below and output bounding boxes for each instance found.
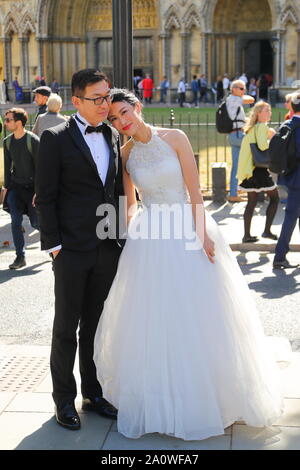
[67,116,101,181]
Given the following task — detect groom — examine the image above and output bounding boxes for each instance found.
[35,69,123,430]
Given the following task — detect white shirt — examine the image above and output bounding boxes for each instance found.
[223,77,230,90]
[47,112,111,254]
[239,74,248,84]
[75,112,110,185]
[178,81,186,93]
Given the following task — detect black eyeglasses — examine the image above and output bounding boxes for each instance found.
[4,118,14,122]
[236,87,245,91]
[76,94,111,105]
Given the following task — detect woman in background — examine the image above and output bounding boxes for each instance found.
[238,101,279,243]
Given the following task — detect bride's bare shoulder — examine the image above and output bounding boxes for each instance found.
[156,127,186,137]
[156,127,188,147]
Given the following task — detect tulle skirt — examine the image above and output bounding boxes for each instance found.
[94,204,288,441]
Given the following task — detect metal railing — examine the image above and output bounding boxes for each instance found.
[143,110,284,191]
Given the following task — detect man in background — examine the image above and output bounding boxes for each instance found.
[3,108,39,269]
[33,86,51,122]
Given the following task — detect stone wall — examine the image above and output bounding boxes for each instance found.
[0,0,299,90]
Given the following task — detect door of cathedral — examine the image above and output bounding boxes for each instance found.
[243,39,273,79]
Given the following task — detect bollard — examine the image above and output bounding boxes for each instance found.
[169,108,175,127]
[211,162,227,204]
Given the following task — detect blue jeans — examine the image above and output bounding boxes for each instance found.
[274,188,300,262]
[7,189,39,257]
[228,131,244,197]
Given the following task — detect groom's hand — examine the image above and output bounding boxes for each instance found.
[52,249,61,259]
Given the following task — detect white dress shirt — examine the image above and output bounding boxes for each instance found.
[47,112,111,254]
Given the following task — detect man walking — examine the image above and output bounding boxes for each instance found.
[177,78,186,107]
[273,93,300,269]
[191,75,199,107]
[3,108,39,269]
[226,80,254,202]
[159,76,169,104]
[35,69,124,430]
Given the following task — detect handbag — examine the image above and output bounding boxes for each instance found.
[250,125,270,168]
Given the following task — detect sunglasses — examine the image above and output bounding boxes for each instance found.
[236,87,246,91]
[4,118,14,122]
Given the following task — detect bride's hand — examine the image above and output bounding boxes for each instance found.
[203,234,215,263]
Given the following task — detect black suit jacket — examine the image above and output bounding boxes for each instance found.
[35,115,124,252]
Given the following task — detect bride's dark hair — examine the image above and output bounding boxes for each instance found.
[110,88,141,107]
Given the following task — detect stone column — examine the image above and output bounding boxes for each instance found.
[279,30,285,85]
[271,31,282,87]
[159,32,171,79]
[20,36,29,86]
[207,34,215,83]
[297,29,300,81]
[4,36,12,83]
[180,32,190,81]
[202,33,209,78]
[36,37,45,77]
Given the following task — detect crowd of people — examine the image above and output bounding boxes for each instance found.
[1,71,272,108]
[132,71,273,107]
[0,67,298,444]
[222,78,300,269]
[0,76,61,105]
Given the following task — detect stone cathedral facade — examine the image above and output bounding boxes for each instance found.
[0,0,300,89]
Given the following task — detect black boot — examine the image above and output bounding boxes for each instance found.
[9,256,26,270]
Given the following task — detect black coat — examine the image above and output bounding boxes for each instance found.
[35,115,124,252]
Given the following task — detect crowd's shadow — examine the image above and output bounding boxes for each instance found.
[250,268,300,299]
[236,252,300,298]
[237,253,269,274]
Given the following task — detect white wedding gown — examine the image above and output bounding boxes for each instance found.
[94,127,287,441]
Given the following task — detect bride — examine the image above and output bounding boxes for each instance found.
[94,88,285,441]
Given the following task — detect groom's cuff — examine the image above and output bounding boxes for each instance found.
[46,244,62,254]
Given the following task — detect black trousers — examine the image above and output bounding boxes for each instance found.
[50,240,122,407]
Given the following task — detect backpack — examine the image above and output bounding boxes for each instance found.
[216,99,242,134]
[268,120,300,175]
[4,130,34,155]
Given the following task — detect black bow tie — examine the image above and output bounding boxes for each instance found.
[85,125,104,134]
[75,115,104,135]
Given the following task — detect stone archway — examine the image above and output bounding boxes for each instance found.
[37,0,159,86]
[210,0,273,81]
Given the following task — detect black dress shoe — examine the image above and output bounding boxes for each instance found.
[273,260,299,269]
[55,402,81,430]
[82,397,117,420]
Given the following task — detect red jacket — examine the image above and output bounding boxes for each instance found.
[142,78,154,98]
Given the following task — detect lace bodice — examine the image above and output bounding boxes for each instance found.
[126,127,189,207]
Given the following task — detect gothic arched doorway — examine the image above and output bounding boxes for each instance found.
[212,0,273,80]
